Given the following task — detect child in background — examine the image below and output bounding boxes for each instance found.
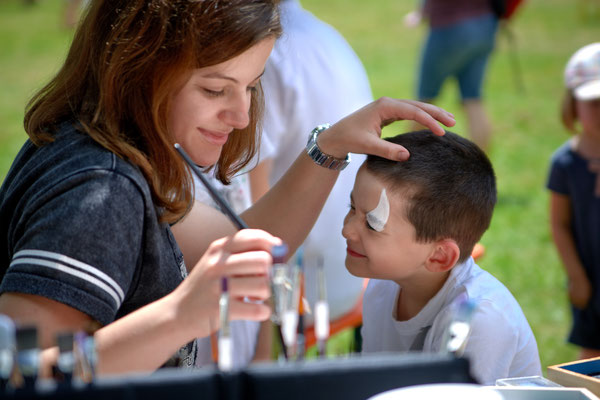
[547,42,600,360]
[343,131,541,384]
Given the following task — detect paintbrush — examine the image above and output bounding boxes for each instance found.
[174,143,288,362]
[174,144,235,370]
[295,248,306,361]
[314,255,329,357]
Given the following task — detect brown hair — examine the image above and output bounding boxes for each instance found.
[560,89,578,134]
[24,0,281,223]
[366,131,497,263]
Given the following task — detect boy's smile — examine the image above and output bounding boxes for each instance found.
[346,247,367,258]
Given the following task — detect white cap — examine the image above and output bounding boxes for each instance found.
[564,42,600,101]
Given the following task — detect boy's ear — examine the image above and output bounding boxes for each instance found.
[424,239,460,273]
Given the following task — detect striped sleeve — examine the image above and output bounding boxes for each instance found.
[2,169,145,325]
[10,249,125,309]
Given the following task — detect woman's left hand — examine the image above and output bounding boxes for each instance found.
[316,97,455,161]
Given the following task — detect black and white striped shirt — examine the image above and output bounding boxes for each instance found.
[0,121,196,368]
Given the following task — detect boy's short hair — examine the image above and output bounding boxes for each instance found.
[365,130,496,263]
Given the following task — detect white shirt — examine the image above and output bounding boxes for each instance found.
[194,0,374,368]
[259,0,374,322]
[361,257,542,385]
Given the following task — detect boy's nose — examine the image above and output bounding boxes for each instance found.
[341,215,356,240]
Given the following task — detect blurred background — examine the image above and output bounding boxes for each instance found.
[1,0,599,375]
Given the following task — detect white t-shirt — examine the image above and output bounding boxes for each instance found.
[361,257,542,385]
[258,0,374,322]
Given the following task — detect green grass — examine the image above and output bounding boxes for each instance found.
[298,0,600,373]
[0,1,74,178]
[1,0,600,376]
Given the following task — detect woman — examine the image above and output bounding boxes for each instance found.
[0,0,454,375]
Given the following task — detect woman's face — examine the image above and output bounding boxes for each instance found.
[168,38,275,166]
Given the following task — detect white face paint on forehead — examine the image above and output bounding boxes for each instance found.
[366,188,390,232]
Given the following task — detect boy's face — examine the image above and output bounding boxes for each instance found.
[342,165,434,284]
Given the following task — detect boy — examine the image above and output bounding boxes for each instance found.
[342,130,541,384]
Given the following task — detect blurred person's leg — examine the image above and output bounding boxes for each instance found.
[456,14,498,152]
[413,25,453,131]
[569,304,600,360]
[464,99,492,151]
[416,24,456,103]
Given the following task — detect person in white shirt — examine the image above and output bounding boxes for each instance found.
[343,130,541,384]
[193,0,374,367]
[192,0,375,365]
[249,0,373,332]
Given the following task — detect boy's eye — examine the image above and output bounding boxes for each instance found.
[348,202,355,211]
[366,220,376,231]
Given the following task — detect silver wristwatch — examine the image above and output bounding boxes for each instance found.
[305,124,351,171]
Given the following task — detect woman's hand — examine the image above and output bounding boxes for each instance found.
[174,229,281,339]
[316,97,455,161]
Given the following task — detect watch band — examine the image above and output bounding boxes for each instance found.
[306,124,351,171]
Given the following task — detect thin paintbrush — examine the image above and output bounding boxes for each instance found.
[315,255,329,357]
[218,278,232,371]
[174,144,235,370]
[295,248,306,361]
[175,143,247,230]
[174,143,288,362]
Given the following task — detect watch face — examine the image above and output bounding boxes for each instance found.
[306,123,350,171]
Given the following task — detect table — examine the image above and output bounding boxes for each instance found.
[4,352,475,400]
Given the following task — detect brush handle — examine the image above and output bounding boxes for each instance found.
[174,143,248,230]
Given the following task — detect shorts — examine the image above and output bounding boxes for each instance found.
[569,302,600,350]
[417,13,498,101]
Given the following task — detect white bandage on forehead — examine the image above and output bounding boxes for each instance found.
[366,189,390,232]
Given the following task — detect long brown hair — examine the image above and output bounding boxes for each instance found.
[24,0,281,223]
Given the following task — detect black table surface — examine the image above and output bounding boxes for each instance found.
[4,352,476,400]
